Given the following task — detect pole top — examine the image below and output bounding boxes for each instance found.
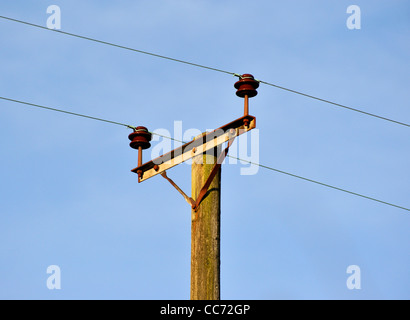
[234,74,259,98]
[128,126,152,150]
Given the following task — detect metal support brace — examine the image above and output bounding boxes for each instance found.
[160,171,196,208]
[161,137,235,212]
[160,137,236,212]
[192,137,235,212]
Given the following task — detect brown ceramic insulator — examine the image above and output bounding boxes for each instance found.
[128,126,152,150]
[234,74,259,98]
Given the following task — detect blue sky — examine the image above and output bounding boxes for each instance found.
[0,1,409,300]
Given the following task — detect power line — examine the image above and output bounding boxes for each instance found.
[0,16,235,77]
[1,15,409,128]
[259,80,410,128]
[0,96,135,130]
[226,155,410,213]
[1,95,409,212]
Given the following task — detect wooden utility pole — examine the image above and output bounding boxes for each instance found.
[129,74,259,300]
[190,150,221,300]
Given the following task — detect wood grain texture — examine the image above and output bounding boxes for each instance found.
[190,150,221,300]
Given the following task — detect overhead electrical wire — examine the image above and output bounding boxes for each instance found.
[0,16,235,77]
[1,15,410,128]
[0,96,136,130]
[258,80,410,128]
[1,95,409,213]
[226,155,410,212]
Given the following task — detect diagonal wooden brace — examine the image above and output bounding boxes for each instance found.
[192,137,236,212]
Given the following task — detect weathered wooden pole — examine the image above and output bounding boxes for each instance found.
[190,149,221,300]
[129,74,259,300]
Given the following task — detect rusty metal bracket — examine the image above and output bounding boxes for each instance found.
[192,136,236,212]
[159,136,236,212]
[131,115,256,182]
